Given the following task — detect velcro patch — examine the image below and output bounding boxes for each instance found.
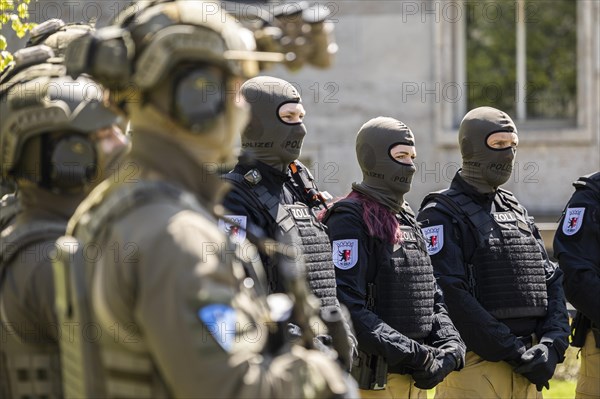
[493,212,517,223]
[399,226,418,243]
[218,215,247,243]
[198,304,237,352]
[332,239,359,270]
[562,207,585,236]
[421,225,444,256]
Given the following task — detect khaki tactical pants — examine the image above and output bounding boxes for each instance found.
[434,351,542,399]
[576,331,600,399]
[359,373,427,399]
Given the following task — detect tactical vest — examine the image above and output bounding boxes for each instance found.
[53,180,203,399]
[0,218,66,399]
[422,188,548,320]
[223,167,338,310]
[326,200,435,340]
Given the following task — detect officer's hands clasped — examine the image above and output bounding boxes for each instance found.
[412,349,458,390]
[514,343,559,391]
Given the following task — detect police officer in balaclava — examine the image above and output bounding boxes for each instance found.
[0,44,128,399]
[321,117,466,397]
[56,2,355,398]
[418,106,570,398]
[222,75,357,371]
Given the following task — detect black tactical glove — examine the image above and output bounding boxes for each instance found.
[412,349,457,390]
[514,343,559,392]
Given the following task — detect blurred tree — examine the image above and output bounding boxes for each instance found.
[1,0,37,70]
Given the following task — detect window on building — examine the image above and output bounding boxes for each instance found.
[465,0,576,121]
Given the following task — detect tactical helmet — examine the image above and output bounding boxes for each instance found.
[0,46,121,193]
[64,0,271,134]
[27,19,94,58]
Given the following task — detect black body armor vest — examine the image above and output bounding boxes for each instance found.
[326,200,435,340]
[422,188,548,320]
[223,167,338,310]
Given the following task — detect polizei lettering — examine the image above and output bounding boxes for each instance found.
[242,142,274,148]
[393,176,410,183]
[284,140,302,149]
[488,163,512,172]
[365,171,384,179]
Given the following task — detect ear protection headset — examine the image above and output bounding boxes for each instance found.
[46,133,97,192]
[171,65,227,132]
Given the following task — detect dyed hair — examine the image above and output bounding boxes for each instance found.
[319,190,402,244]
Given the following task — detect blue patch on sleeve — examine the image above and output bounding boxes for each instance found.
[198,304,237,352]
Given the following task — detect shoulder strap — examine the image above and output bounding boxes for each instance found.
[321,198,363,225]
[573,172,600,198]
[223,171,295,233]
[496,188,533,233]
[421,188,491,257]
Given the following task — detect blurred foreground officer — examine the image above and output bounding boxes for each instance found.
[0,19,96,231]
[55,1,355,398]
[321,117,466,398]
[554,171,600,399]
[418,106,570,398]
[0,45,127,399]
[222,76,356,370]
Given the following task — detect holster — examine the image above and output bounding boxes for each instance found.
[571,312,591,348]
[351,350,388,390]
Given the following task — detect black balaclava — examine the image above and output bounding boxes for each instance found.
[352,117,416,213]
[240,76,307,172]
[458,106,517,193]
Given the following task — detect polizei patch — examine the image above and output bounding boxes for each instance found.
[562,207,585,236]
[421,225,444,256]
[218,215,247,244]
[332,239,358,270]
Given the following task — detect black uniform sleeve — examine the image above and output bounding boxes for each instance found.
[324,210,432,371]
[222,184,273,240]
[425,283,466,369]
[553,189,600,327]
[417,203,527,363]
[525,215,570,359]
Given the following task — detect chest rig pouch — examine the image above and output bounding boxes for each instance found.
[423,188,548,321]
[223,171,338,309]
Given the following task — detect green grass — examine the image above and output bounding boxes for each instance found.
[425,376,577,399]
[544,379,577,399]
